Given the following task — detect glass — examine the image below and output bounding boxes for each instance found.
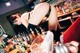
[30,31,53,53]
[30,35,44,52]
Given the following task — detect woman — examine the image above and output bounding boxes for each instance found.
[20,0,58,34]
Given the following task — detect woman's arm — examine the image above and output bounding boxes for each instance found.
[20,13,29,28]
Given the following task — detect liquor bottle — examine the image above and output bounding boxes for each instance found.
[35,28,41,36]
[26,33,32,44]
[14,36,18,44]
[22,36,27,41]
[34,28,44,43]
[21,43,25,51]
[12,37,17,45]
[16,42,23,53]
[25,34,30,41]
[0,34,8,47]
[0,40,5,48]
[29,33,34,42]
[17,33,21,38]
[30,28,36,38]
[28,28,36,42]
[22,32,27,41]
[9,44,16,51]
[0,41,4,48]
[39,27,46,39]
[19,42,27,53]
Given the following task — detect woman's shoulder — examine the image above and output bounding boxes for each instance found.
[20,12,29,20]
[21,12,29,17]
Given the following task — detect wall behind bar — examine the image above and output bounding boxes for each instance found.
[0,6,29,36]
[0,15,15,36]
[0,0,29,15]
[0,0,32,36]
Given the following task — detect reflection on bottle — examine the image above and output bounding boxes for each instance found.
[30,28,36,38]
[35,28,41,36]
[39,27,46,39]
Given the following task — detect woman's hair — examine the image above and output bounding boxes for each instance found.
[10,13,21,21]
[10,16,17,21]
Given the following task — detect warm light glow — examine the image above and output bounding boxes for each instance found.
[5,2,11,6]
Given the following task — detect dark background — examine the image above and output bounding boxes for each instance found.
[0,0,33,36]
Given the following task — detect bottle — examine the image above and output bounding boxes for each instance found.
[20,42,26,52]
[17,33,21,38]
[9,45,16,51]
[35,28,41,36]
[22,32,27,41]
[12,37,17,45]
[25,34,30,41]
[14,36,18,44]
[29,33,34,42]
[35,28,44,43]
[30,28,36,38]
[26,33,33,44]
[22,36,27,41]
[0,40,5,48]
[39,27,46,39]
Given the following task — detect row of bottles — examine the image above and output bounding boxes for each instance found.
[2,27,46,53]
[55,1,75,16]
[0,34,8,48]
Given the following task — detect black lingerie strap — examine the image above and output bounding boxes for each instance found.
[28,13,30,20]
[45,5,51,18]
[28,5,51,19]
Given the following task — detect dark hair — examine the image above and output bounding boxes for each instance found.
[10,13,21,21]
[10,16,17,21]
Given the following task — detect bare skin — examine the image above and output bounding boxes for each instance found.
[20,2,58,31]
